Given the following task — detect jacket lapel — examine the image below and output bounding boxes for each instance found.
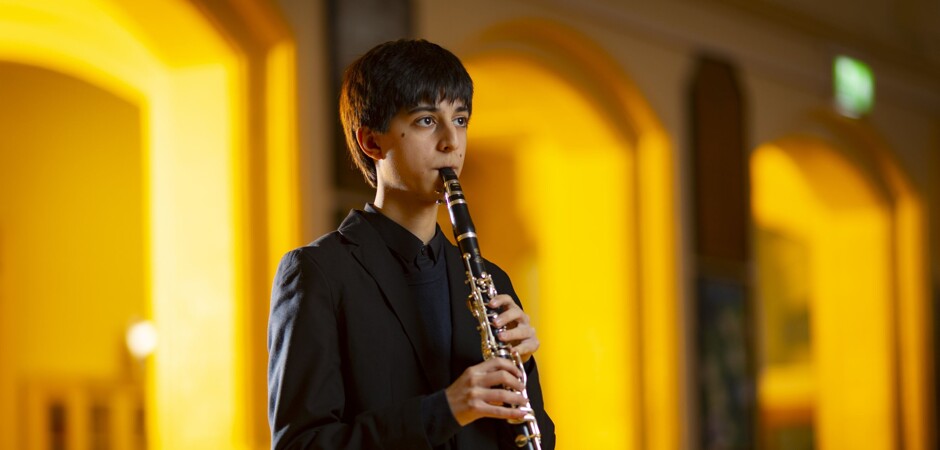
[338,211,446,389]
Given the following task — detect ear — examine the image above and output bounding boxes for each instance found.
[356,127,384,161]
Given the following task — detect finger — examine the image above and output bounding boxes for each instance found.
[447,384,525,425]
[473,362,525,389]
[479,368,526,392]
[487,294,516,310]
[494,306,528,329]
[473,399,528,420]
[499,326,539,362]
[476,357,523,379]
[510,338,540,362]
[498,324,534,343]
[477,386,528,408]
[467,359,523,388]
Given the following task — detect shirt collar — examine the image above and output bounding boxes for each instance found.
[362,203,445,267]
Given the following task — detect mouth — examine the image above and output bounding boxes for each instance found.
[434,166,457,180]
[437,166,462,180]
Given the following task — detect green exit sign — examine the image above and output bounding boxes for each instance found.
[834,55,874,118]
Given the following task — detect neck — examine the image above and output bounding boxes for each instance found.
[373,189,439,244]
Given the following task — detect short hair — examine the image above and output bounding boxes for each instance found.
[339,39,474,187]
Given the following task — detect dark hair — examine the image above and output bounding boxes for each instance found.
[339,39,474,187]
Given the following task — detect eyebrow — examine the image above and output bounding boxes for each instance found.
[407,103,469,114]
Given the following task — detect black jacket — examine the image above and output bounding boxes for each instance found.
[268,210,555,449]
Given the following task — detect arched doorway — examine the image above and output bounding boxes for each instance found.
[451,19,681,450]
[0,1,297,448]
[0,61,146,450]
[752,116,931,450]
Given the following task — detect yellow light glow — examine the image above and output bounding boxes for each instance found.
[0,1,249,448]
[895,195,930,450]
[636,129,680,450]
[816,113,934,450]
[266,41,301,272]
[151,62,243,449]
[0,60,146,450]
[758,365,815,417]
[529,135,637,449]
[752,141,896,450]
[466,54,634,449]
[465,41,676,448]
[0,0,153,102]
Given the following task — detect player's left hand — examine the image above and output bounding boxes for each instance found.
[488,294,539,363]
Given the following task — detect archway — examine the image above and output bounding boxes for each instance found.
[0,61,146,450]
[752,117,931,450]
[0,1,296,448]
[452,19,681,450]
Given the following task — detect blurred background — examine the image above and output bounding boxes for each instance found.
[0,0,938,449]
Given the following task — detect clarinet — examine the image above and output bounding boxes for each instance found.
[439,168,542,450]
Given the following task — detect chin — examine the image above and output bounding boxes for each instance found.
[423,189,445,205]
[426,193,444,205]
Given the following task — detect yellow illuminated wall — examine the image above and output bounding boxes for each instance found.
[752,137,930,450]
[0,61,145,450]
[466,54,636,449]
[456,20,680,449]
[0,1,290,448]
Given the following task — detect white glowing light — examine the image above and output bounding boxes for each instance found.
[126,320,158,360]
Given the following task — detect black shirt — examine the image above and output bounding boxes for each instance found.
[361,204,460,447]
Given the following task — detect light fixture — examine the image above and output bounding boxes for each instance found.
[126,319,158,360]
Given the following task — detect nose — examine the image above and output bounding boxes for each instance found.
[437,122,458,153]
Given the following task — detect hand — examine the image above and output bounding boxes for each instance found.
[488,294,539,363]
[445,357,528,426]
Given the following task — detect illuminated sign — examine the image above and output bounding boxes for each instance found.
[833,55,874,118]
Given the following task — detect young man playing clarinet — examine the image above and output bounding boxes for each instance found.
[267,39,555,449]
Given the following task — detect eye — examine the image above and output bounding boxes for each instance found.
[453,116,469,127]
[416,116,435,127]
